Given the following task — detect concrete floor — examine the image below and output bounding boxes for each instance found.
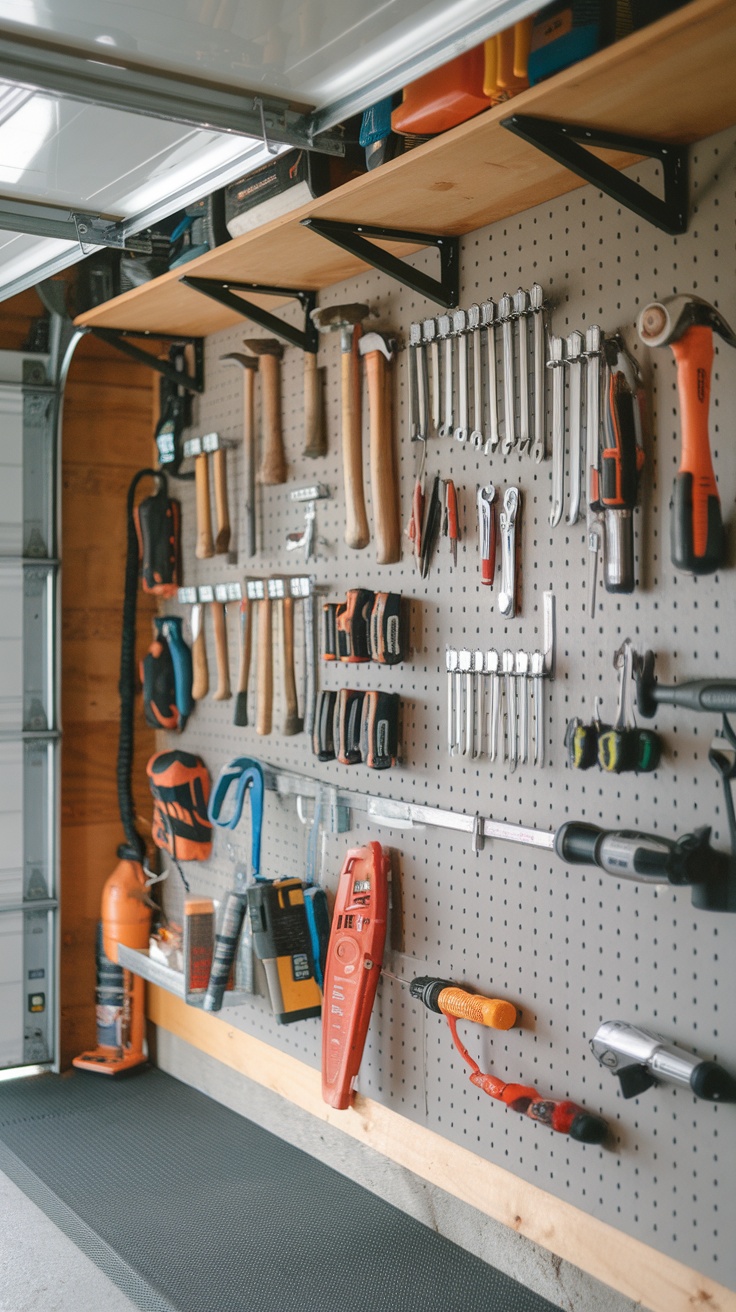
[0,1171,136,1312]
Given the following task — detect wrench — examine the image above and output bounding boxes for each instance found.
[515,650,529,765]
[514,289,531,453]
[531,649,545,768]
[477,482,497,586]
[498,486,520,618]
[437,313,453,439]
[566,329,584,525]
[481,300,500,453]
[473,649,485,757]
[459,648,473,756]
[486,649,501,763]
[502,649,517,772]
[499,294,516,454]
[548,335,566,527]
[446,647,459,755]
[530,284,546,463]
[411,321,429,443]
[452,309,469,443]
[423,317,440,437]
[584,324,603,618]
[468,304,484,447]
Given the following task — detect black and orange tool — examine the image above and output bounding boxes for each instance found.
[443,479,459,565]
[334,688,365,764]
[360,691,399,770]
[322,841,390,1109]
[402,974,607,1143]
[638,294,736,574]
[369,592,405,665]
[248,878,323,1024]
[590,335,645,595]
[336,588,373,662]
[321,602,338,661]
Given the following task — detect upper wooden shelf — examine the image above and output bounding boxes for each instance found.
[75,0,736,338]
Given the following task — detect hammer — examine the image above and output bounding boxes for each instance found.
[183,433,231,559]
[311,302,369,550]
[359,331,401,564]
[221,352,258,558]
[638,294,736,574]
[243,338,287,486]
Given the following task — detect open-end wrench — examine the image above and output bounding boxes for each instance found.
[411,321,429,443]
[423,317,440,438]
[468,304,484,447]
[477,482,497,586]
[515,650,529,765]
[473,649,485,758]
[530,284,546,463]
[531,650,545,767]
[486,649,501,763]
[548,335,566,526]
[566,330,584,525]
[502,649,517,772]
[584,325,603,617]
[453,310,469,443]
[481,300,500,453]
[499,294,516,454]
[459,648,473,756]
[514,289,531,453]
[498,486,520,618]
[437,314,453,439]
[446,647,459,755]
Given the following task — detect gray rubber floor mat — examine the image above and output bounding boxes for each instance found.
[0,1069,560,1312]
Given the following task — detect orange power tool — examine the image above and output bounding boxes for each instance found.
[638,294,736,574]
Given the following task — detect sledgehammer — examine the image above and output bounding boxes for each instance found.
[311,302,369,550]
[638,294,736,574]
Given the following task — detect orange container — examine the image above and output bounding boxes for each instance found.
[391,45,488,136]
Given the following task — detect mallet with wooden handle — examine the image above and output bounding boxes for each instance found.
[178,587,209,702]
[310,303,369,550]
[211,585,232,702]
[221,353,258,558]
[202,432,231,556]
[243,338,287,486]
[269,577,302,736]
[359,331,401,564]
[184,436,215,559]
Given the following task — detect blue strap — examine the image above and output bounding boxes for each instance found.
[208,758,263,879]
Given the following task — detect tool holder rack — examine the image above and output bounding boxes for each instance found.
[143,125,736,1297]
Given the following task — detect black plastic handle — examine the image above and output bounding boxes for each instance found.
[554,822,602,865]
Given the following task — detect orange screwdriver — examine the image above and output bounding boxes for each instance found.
[384,971,516,1031]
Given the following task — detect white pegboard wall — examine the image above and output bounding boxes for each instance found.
[159,128,736,1285]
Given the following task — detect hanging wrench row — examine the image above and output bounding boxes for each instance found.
[445,647,547,769]
[409,284,548,460]
[547,326,601,530]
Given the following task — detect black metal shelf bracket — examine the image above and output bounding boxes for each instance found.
[180,277,319,353]
[300,218,460,308]
[86,327,205,392]
[501,115,688,236]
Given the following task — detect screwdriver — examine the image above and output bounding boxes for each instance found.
[383,971,516,1030]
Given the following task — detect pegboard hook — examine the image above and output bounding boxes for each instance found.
[472,814,485,854]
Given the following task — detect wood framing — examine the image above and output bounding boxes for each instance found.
[148,987,736,1312]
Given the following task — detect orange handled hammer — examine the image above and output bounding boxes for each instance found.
[638,294,736,574]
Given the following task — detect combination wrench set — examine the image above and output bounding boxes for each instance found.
[408,284,548,458]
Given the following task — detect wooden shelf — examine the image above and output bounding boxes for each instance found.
[75,0,736,339]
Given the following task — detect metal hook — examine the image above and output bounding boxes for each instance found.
[472,813,485,854]
[254,96,280,157]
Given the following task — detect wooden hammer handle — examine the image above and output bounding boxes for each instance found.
[256,596,273,736]
[191,615,209,702]
[342,326,370,550]
[259,354,287,485]
[366,349,401,564]
[194,452,215,559]
[211,601,232,701]
[303,353,327,458]
[243,369,257,558]
[233,600,253,727]
[213,447,231,555]
[281,596,302,736]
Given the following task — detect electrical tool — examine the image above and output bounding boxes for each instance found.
[591,1020,736,1103]
[359,331,401,564]
[243,338,287,486]
[637,293,736,574]
[221,352,258,558]
[311,302,369,549]
[402,973,606,1143]
[635,650,736,722]
[322,841,390,1109]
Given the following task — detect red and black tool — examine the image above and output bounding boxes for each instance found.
[443,479,459,565]
[336,588,374,662]
[322,841,390,1109]
[369,592,405,665]
[638,294,736,574]
[360,691,400,770]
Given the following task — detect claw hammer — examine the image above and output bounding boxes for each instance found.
[311,302,369,550]
[638,294,736,574]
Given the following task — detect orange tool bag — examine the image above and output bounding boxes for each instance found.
[147,750,213,863]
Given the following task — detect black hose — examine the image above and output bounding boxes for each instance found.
[117,469,164,862]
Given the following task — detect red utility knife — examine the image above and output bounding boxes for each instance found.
[321,841,390,1109]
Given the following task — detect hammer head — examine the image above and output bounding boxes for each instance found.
[243,338,284,359]
[221,351,258,371]
[638,294,736,349]
[311,302,368,332]
[358,331,394,361]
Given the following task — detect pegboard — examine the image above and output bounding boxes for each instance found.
[157,126,736,1287]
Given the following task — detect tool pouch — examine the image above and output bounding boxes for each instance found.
[142,618,193,732]
[134,472,181,597]
[147,750,212,861]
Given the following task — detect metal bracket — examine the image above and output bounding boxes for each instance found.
[0,199,153,252]
[501,115,688,236]
[85,328,205,393]
[180,277,319,353]
[300,218,460,308]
